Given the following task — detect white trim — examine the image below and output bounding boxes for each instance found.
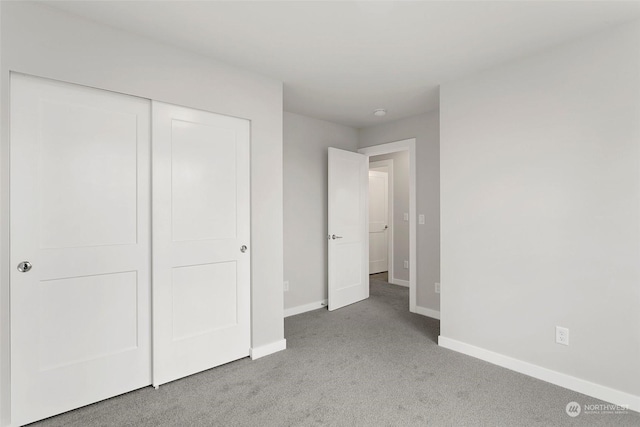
[368,159,394,280]
[438,336,640,413]
[389,279,409,288]
[359,139,417,313]
[284,300,327,318]
[415,306,440,320]
[250,339,287,360]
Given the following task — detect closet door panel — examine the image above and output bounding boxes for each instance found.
[152,102,250,386]
[10,74,151,426]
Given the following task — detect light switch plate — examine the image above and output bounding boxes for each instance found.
[403,213,409,221]
[419,214,425,225]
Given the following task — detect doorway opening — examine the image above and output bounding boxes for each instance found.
[359,139,417,312]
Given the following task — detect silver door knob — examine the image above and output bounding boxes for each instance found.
[240,245,248,253]
[17,261,32,273]
[331,234,343,240]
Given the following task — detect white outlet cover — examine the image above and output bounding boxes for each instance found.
[419,214,425,225]
[435,282,440,293]
[403,260,409,269]
[283,281,289,292]
[556,326,569,345]
[403,213,409,221]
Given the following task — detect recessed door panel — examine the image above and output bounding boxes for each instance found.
[10,74,151,426]
[172,262,238,341]
[171,120,237,242]
[39,100,138,249]
[334,243,363,291]
[38,272,138,370]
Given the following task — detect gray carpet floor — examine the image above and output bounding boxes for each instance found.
[31,276,639,426]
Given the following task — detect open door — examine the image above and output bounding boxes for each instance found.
[328,148,369,311]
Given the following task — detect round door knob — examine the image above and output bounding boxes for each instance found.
[17,261,32,273]
[240,245,248,253]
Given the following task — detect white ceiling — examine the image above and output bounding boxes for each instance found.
[46,1,640,128]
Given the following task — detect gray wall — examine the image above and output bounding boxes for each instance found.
[1,3,284,424]
[359,112,441,312]
[283,112,359,310]
[369,151,410,283]
[440,21,640,397]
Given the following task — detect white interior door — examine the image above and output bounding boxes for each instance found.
[152,102,251,386]
[328,148,369,311]
[368,171,389,274]
[10,74,152,426]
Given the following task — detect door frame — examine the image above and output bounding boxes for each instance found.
[368,160,394,281]
[359,139,417,313]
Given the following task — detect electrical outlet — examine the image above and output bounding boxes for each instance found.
[556,326,569,345]
[403,260,409,269]
[403,213,409,221]
[435,282,440,293]
[419,214,425,225]
[283,281,289,292]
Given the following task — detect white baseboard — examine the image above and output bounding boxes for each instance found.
[284,300,327,318]
[390,278,409,288]
[415,306,440,320]
[250,339,286,360]
[438,336,640,413]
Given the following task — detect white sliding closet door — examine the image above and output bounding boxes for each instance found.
[10,74,152,426]
[152,102,251,386]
